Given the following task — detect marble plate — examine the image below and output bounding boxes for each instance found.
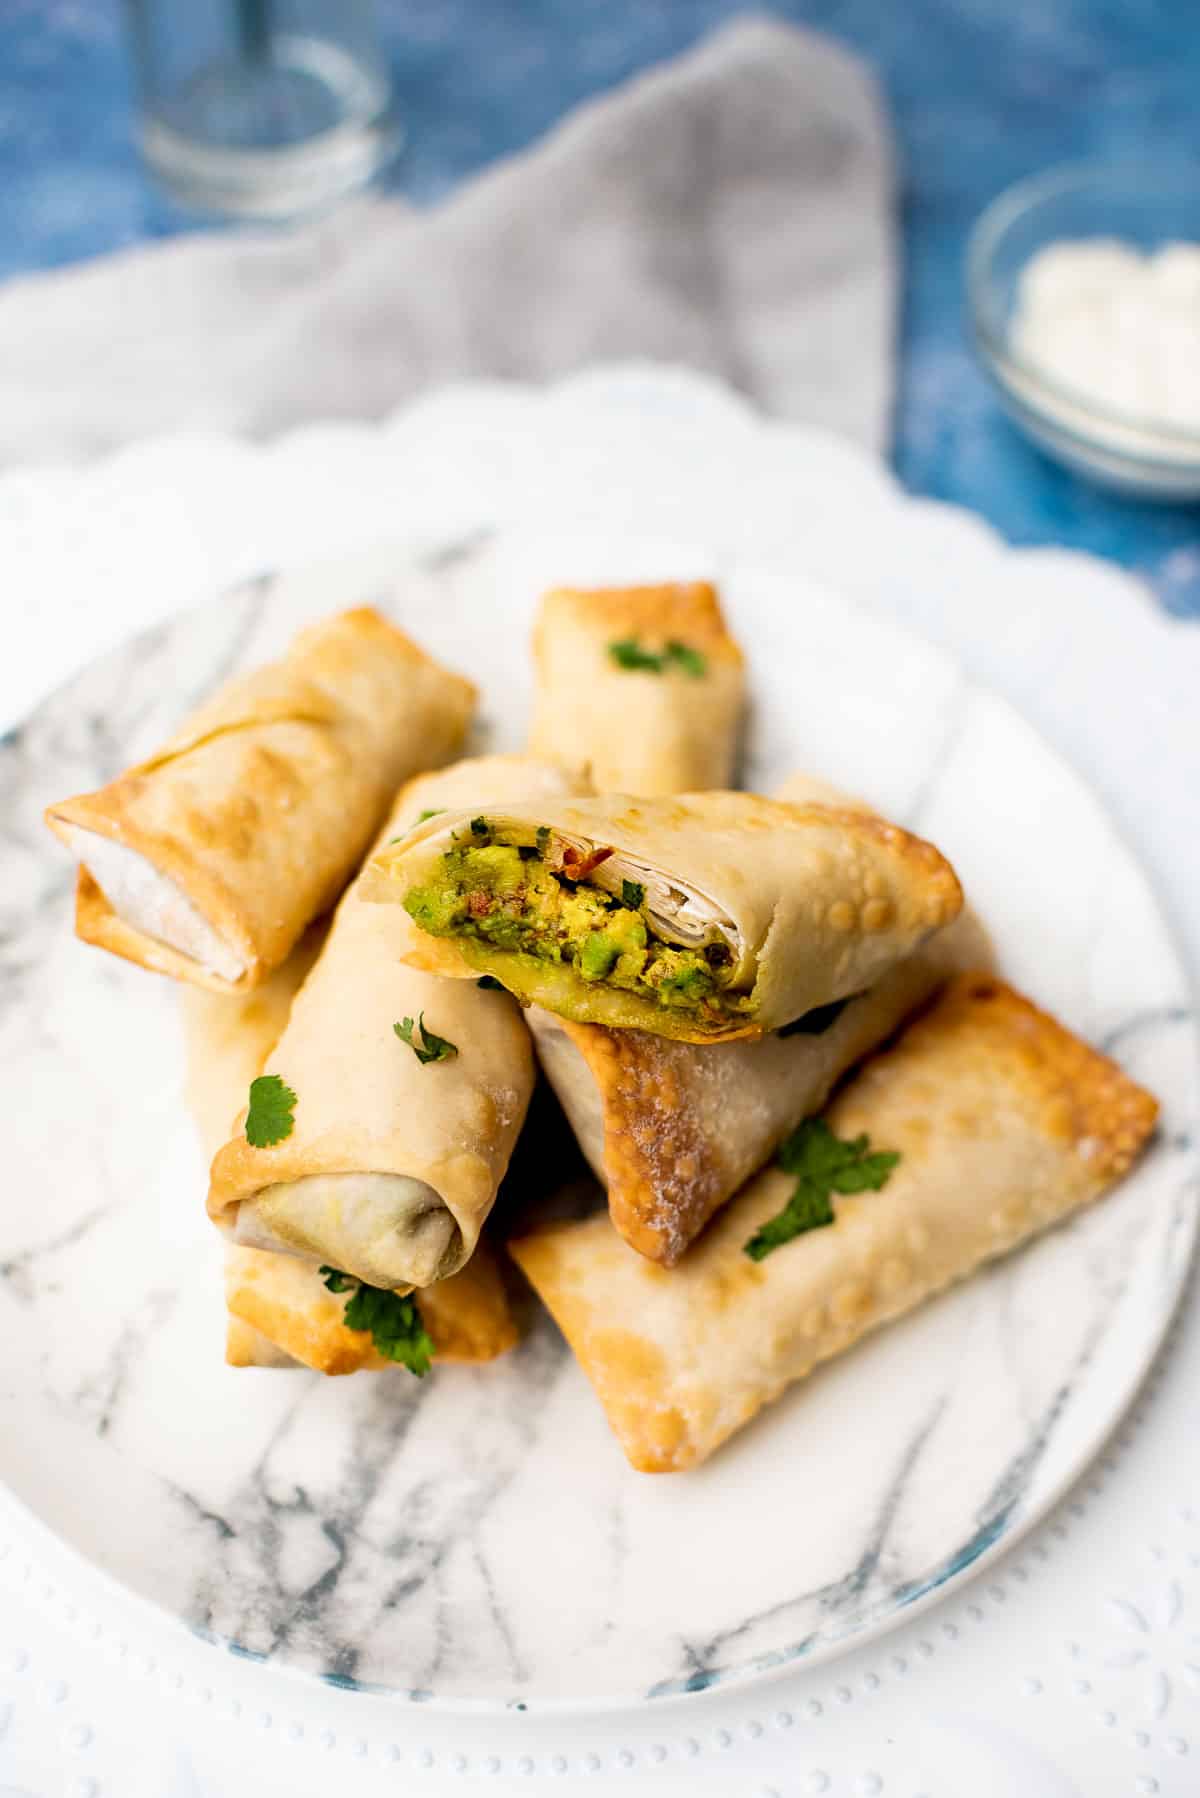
[0,529,1194,1710]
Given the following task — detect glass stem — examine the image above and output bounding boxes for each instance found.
[237,0,271,61]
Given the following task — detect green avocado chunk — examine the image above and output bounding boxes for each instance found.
[402,836,735,1019]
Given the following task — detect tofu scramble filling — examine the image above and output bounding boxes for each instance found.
[403,823,750,1025]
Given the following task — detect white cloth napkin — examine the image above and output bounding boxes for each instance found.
[0,17,894,469]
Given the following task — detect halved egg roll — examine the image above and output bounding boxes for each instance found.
[363,792,963,1044]
[525,770,978,1263]
[528,582,746,794]
[182,924,518,1371]
[528,907,991,1264]
[207,755,588,1291]
[511,975,1159,1472]
[46,607,475,992]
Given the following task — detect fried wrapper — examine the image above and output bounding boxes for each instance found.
[511,975,1158,1471]
[529,582,745,794]
[48,607,475,991]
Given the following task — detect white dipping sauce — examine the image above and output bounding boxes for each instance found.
[1011,239,1200,456]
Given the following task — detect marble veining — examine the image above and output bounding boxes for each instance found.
[0,533,1195,1707]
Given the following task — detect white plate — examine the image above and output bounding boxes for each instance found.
[0,522,1194,1710]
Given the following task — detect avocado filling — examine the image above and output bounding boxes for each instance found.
[404,828,748,1022]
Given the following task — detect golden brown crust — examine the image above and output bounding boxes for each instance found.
[535,914,990,1265]
[46,607,476,992]
[859,974,1160,1181]
[224,1315,299,1368]
[511,974,1159,1473]
[225,1243,518,1373]
[528,583,745,797]
[555,1018,728,1262]
[533,583,745,668]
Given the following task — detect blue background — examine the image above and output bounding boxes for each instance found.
[1,0,1198,616]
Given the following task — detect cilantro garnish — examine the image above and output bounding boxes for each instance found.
[621,879,645,909]
[394,1013,459,1065]
[608,637,663,672]
[416,807,445,823]
[778,997,852,1038]
[744,1119,900,1261]
[470,816,490,837]
[319,1266,356,1293]
[476,975,503,990]
[319,1268,433,1375]
[244,1074,297,1148]
[607,638,707,677]
[664,639,707,677]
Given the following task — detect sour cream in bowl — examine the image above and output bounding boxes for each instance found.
[968,161,1200,498]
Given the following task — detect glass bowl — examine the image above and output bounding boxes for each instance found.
[968,160,1200,499]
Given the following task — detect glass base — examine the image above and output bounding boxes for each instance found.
[139,34,400,219]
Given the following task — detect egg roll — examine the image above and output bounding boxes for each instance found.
[207,755,589,1291]
[528,582,745,794]
[364,791,963,1044]
[180,834,528,1366]
[511,975,1159,1472]
[528,908,991,1264]
[181,871,523,1372]
[46,607,475,993]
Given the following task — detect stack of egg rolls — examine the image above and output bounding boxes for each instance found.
[44,574,1160,1473]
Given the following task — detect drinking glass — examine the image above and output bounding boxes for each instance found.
[126,0,400,218]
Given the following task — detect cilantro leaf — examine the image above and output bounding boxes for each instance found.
[320,1273,434,1375]
[778,997,852,1038]
[342,1284,434,1375]
[608,637,664,672]
[744,1184,835,1260]
[607,637,707,677]
[244,1074,297,1147]
[744,1118,900,1261]
[621,879,645,909]
[470,815,490,837]
[394,1013,459,1065]
[664,639,708,678]
[319,1266,357,1293]
[776,1118,899,1189]
[476,974,504,990]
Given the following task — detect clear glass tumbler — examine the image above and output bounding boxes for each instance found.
[126,0,400,218]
